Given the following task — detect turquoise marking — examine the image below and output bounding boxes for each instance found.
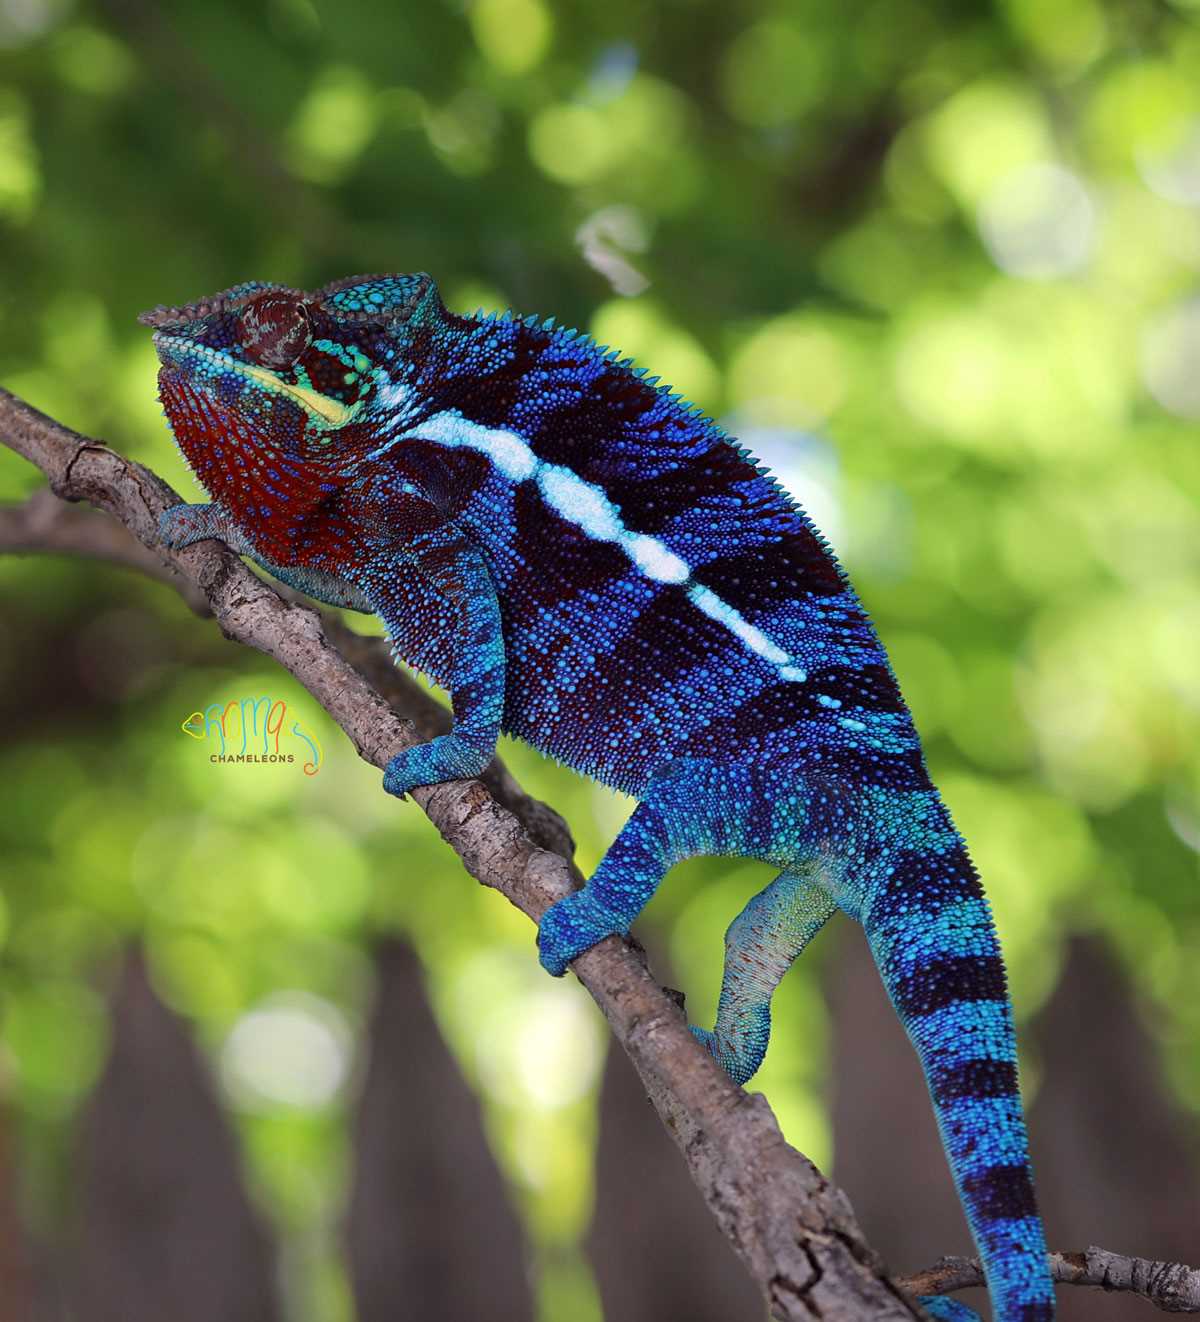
[941,1095,1030,1175]
[876,898,997,966]
[917,1000,1013,1060]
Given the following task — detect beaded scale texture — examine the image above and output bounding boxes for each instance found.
[143,273,1055,1322]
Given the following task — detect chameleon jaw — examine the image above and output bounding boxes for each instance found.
[153,333,360,429]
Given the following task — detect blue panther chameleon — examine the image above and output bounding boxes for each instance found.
[143,273,1053,1321]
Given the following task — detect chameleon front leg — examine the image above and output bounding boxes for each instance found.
[538,758,751,977]
[159,500,253,554]
[158,501,372,611]
[364,522,505,798]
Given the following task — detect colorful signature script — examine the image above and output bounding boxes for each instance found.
[180,697,323,776]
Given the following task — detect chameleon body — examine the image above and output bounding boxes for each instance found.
[144,274,1053,1321]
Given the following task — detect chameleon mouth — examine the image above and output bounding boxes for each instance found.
[152,333,359,429]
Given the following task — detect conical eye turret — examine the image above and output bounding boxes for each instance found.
[239,291,313,369]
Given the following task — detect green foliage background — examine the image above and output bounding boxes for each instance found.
[1,0,1198,1317]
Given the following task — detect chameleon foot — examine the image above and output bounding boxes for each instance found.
[689,1026,723,1066]
[159,503,220,550]
[537,891,626,977]
[382,734,491,798]
[918,1297,982,1321]
[688,1020,767,1087]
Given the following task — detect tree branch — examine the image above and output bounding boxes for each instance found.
[0,384,921,1320]
[0,491,575,857]
[6,386,1198,1320]
[899,1247,1200,1314]
[0,487,212,613]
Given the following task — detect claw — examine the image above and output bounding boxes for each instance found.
[158,505,202,550]
[686,1021,765,1087]
[537,891,625,976]
[689,1024,720,1060]
[382,735,491,799]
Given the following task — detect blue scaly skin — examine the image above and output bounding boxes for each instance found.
[143,274,1054,1321]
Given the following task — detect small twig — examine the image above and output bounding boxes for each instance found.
[899,1247,1200,1313]
[0,490,574,857]
[0,489,211,614]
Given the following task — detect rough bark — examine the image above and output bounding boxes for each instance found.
[899,1248,1200,1313]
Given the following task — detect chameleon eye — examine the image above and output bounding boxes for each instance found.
[238,291,313,369]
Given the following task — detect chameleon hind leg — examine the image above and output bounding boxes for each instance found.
[691,864,836,1085]
[367,520,506,799]
[693,854,1008,1319]
[538,758,757,978]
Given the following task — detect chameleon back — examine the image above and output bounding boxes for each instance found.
[342,305,920,800]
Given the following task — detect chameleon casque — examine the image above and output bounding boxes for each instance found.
[143,273,1054,1322]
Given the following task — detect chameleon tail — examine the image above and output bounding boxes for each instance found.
[863,818,1054,1322]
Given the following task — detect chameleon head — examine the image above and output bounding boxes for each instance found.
[140,273,439,501]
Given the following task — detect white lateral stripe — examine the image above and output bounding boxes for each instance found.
[374,409,538,480]
[627,533,689,583]
[382,409,807,682]
[538,464,623,541]
[687,585,790,665]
